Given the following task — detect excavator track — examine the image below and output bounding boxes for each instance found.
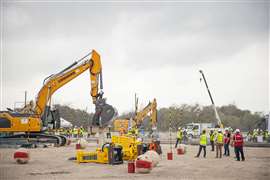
[0,133,67,147]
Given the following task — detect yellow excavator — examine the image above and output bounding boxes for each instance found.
[0,50,116,146]
[134,98,158,131]
[113,98,157,134]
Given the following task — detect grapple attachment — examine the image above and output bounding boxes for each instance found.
[92,98,116,128]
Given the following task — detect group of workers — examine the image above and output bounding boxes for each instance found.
[246,129,269,142]
[175,127,245,161]
[52,126,88,138]
[196,128,245,161]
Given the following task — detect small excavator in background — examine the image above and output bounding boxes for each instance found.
[0,50,116,146]
[134,98,158,137]
[113,97,158,136]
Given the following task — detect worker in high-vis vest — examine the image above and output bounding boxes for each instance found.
[73,127,78,138]
[175,127,183,148]
[209,129,215,151]
[195,129,207,158]
[215,129,224,158]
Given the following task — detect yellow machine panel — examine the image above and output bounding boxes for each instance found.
[111,135,141,161]
[0,112,41,132]
[76,148,109,164]
[76,143,123,164]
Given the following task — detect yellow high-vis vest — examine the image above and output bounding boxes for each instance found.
[200,134,207,146]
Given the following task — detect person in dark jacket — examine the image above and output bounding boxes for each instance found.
[223,129,231,156]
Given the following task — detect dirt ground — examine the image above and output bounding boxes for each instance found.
[0,143,269,180]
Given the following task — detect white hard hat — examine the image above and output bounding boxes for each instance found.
[218,129,222,132]
[235,129,240,133]
[178,127,181,130]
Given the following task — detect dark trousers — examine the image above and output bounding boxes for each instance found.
[235,146,245,161]
[224,143,230,156]
[106,132,111,138]
[196,145,206,157]
[210,140,214,151]
[175,138,182,148]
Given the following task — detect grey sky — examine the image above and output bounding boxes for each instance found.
[1,0,269,114]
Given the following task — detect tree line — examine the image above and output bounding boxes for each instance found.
[55,104,263,132]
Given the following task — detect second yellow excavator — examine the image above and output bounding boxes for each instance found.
[0,50,116,146]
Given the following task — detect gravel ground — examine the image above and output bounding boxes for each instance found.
[0,143,269,180]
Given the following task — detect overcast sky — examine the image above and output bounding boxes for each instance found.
[1,0,269,114]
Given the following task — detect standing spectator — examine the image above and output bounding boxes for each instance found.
[195,129,207,158]
[209,129,215,151]
[183,129,188,144]
[215,129,224,158]
[223,129,231,156]
[232,129,245,161]
[175,127,183,148]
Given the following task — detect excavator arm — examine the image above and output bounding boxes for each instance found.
[134,98,157,128]
[34,50,115,127]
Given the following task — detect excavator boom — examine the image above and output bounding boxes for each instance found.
[34,50,115,127]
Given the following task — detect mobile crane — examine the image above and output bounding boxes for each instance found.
[0,50,116,146]
[199,70,223,128]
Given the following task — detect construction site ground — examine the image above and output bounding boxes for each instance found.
[0,143,269,180]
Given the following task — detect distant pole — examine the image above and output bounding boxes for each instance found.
[135,93,138,116]
[24,91,27,106]
[169,110,172,152]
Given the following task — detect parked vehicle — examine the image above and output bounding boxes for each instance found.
[184,123,214,138]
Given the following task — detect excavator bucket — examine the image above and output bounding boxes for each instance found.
[92,98,116,128]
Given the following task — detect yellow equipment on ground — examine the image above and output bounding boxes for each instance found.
[76,143,123,164]
[111,135,142,161]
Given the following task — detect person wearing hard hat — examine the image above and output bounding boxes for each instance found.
[175,127,183,148]
[232,129,245,161]
[195,129,207,158]
[215,129,224,158]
